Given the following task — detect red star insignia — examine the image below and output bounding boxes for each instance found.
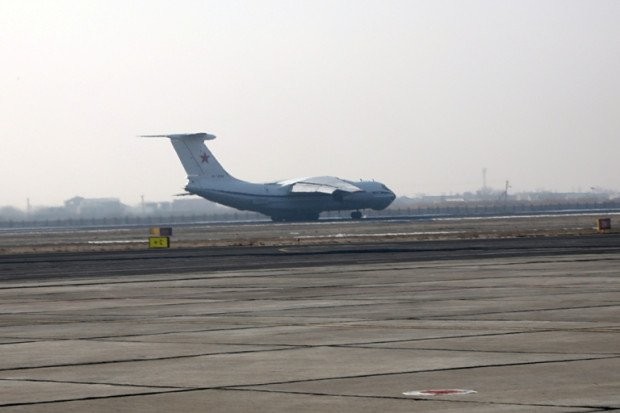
[200,153,210,163]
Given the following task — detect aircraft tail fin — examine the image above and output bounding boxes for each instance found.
[141,133,232,179]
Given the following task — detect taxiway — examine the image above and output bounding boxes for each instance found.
[0,221,618,412]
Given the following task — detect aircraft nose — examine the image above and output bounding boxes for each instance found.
[376,188,396,209]
[384,187,396,202]
[387,191,396,207]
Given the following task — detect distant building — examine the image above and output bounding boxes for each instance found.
[0,206,25,221]
[64,196,128,218]
[171,198,234,214]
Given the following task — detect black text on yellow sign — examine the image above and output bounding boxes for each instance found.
[149,236,170,249]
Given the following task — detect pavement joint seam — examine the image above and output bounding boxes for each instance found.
[220,355,620,390]
[218,387,618,411]
[0,377,184,390]
[339,344,620,356]
[0,387,197,409]
[0,346,297,373]
[422,303,620,319]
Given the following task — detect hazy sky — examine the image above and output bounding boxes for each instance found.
[1,0,619,208]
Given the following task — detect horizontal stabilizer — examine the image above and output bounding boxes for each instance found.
[140,133,216,140]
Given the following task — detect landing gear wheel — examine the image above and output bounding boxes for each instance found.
[351,211,362,220]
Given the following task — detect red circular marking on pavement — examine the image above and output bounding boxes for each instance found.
[403,389,476,396]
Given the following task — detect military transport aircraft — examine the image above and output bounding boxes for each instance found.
[143,133,395,221]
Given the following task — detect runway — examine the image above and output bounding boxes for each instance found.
[2,234,620,281]
[0,223,618,411]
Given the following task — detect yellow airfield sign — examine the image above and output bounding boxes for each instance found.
[149,236,170,249]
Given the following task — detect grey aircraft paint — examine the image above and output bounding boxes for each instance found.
[143,133,395,221]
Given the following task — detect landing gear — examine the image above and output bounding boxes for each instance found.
[351,210,363,220]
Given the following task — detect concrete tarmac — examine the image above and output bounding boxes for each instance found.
[0,238,618,411]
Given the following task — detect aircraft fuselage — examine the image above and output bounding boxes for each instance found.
[186,177,395,220]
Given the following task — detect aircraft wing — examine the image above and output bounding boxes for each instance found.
[279,176,363,194]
